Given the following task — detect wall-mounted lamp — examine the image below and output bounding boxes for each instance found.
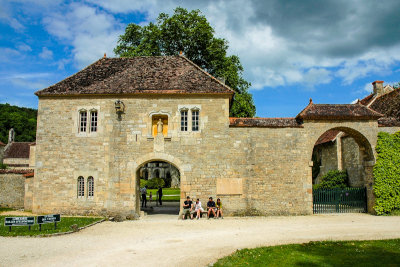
[115,100,125,120]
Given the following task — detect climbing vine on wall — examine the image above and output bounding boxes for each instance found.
[373,131,400,215]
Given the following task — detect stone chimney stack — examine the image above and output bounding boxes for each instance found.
[8,128,15,144]
[372,80,384,95]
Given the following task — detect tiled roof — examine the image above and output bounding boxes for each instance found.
[360,93,375,106]
[378,117,400,127]
[229,117,303,128]
[3,142,32,159]
[35,56,234,97]
[368,89,400,119]
[314,130,341,146]
[296,99,383,120]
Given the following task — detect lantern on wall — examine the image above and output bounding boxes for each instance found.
[114,100,125,120]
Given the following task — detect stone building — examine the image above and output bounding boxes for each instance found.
[27,55,400,217]
[312,81,400,186]
[2,129,33,169]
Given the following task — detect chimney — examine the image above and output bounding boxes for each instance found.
[372,80,384,95]
[8,128,15,144]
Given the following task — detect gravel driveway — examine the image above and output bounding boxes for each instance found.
[1,214,400,267]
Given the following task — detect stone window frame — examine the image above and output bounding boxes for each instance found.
[191,108,200,132]
[90,109,98,133]
[75,106,101,137]
[178,105,202,134]
[78,109,87,133]
[77,176,85,198]
[87,176,94,198]
[180,108,189,132]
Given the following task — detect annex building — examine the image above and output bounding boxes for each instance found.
[21,55,400,217]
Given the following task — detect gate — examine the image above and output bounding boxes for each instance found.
[313,187,367,214]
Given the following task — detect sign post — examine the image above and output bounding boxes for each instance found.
[4,217,35,232]
[37,214,61,230]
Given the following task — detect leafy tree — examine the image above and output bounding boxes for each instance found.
[0,103,37,144]
[114,7,256,117]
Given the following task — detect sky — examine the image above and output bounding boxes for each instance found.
[1,0,400,117]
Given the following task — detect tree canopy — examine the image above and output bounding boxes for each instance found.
[0,103,37,144]
[114,7,256,117]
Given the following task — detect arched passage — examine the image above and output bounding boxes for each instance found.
[310,126,375,213]
[130,153,184,216]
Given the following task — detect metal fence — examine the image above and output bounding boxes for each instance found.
[313,187,367,214]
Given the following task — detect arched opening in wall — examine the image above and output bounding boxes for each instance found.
[311,127,374,214]
[137,160,181,215]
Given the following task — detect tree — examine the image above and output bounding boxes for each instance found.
[114,7,256,117]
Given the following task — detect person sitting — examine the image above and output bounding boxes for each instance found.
[182,196,193,220]
[216,198,223,219]
[194,198,204,220]
[207,197,217,219]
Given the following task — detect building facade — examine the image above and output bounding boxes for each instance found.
[29,56,399,217]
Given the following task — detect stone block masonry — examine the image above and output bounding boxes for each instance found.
[0,173,26,208]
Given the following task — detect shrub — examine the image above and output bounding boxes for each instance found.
[373,132,400,215]
[313,170,349,189]
[0,163,7,169]
[146,178,165,189]
[140,179,148,188]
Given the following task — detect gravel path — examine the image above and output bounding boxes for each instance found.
[1,214,400,267]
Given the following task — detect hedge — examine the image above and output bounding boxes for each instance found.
[313,170,349,190]
[373,132,400,215]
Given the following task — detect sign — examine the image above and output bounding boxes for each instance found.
[37,214,61,224]
[4,217,35,226]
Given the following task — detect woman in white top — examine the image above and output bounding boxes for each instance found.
[195,198,204,220]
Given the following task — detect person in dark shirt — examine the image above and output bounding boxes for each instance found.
[207,197,217,219]
[157,187,163,206]
[182,196,193,220]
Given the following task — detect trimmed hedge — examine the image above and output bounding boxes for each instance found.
[313,170,349,190]
[373,132,400,215]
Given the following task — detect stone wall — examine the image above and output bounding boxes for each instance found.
[0,173,25,208]
[34,94,381,216]
[3,158,29,169]
[24,177,33,211]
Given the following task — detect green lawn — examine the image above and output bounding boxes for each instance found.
[0,216,103,237]
[147,188,180,201]
[0,207,14,212]
[213,239,400,267]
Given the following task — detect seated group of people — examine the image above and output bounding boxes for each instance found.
[182,196,223,220]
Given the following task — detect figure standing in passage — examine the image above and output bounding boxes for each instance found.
[141,185,148,208]
[157,187,163,206]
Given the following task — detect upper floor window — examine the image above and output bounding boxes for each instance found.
[192,109,199,131]
[79,110,87,132]
[88,176,94,197]
[77,176,85,197]
[90,110,98,132]
[180,110,188,131]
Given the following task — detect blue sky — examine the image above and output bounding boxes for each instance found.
[1,0,400,117]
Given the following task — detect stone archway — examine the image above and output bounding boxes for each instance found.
[310,126,375,213]
[128,152,185,216]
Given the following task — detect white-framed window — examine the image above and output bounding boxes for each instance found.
[77,176,85,197]
[90,110,98,132]
[180,110,188,131]
[87,176,94,197]
[79,110,87,132]
[192,109,199,131]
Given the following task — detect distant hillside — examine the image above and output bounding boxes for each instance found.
[0,103,37,144]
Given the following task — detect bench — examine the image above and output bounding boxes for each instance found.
[180,209,217,219]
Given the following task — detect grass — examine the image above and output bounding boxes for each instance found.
[388,209,400,216]
[147,188,180,201]
[0,216,103,237]
[0,207,14,212]
[213,239,400,267]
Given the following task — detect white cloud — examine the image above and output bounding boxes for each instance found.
[42,2,124,68]
[17,43,32,52]
[39,47,53,60]
[33,0,400,89]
